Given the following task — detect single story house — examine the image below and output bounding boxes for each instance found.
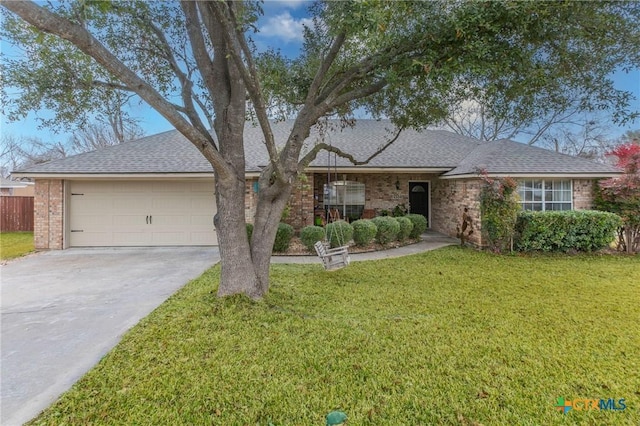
[13,120,620,249]
[1,177,35,197]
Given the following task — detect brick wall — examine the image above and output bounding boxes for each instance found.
[287,174,315,229]
[244,176,599,240]
[573,179,596,210]
[245,174,316,230]
[282,172,438,230]
[431,178,482,245]
[34,179,64,249]
[244,178,258,223]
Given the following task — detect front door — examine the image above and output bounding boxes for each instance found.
[409,182,429,225]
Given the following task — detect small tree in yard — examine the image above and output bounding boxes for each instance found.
[596,142,640,253]
[479,173,520,253]
[2,1,639,299]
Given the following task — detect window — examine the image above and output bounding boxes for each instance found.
[518,180,572,211]
[324,181,366,220]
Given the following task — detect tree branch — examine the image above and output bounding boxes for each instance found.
[143,15,213,145]
[316,42,412,107]
[207,2,281,174]
[305,32,346,104]
[326,78,388,110]
[180,2,218,114]
[299,125,404,168]
[2,0,231,178]
[81,80,134,92]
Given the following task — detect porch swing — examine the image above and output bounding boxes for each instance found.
[314,147,350,270]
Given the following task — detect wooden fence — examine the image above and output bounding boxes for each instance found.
[1,196,34,232]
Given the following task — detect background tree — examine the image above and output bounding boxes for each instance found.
[619,129,640,145]
[1,133,68,178]
[69,113,144,153]
[440,86,637,146]
[2,1,639,298]
[538,117,614,161]
[0,112,143,178]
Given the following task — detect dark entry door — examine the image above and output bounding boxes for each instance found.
[409,182,429,224]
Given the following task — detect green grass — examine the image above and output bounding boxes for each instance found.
[0,232,34,260]
[29,247,639,425]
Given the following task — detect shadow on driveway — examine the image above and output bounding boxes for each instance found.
[1,247,219,426]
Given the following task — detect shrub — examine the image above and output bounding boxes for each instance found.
[480,174,520,252]
[392,203,408,217]
[396,216,413,241]
[300,226,326,251]
[372,216,400,245]
[515,210,622,252]
[246,223,253,241]
[405,214,428,238]
[351,219,378,246]
[273,222,294,253]
[325,220,353,248]
[281,204,291,221]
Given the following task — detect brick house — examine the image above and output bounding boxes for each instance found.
[1,177,34,197]
[13,120,620,249]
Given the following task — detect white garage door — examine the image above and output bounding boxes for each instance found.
[68,181,217,247]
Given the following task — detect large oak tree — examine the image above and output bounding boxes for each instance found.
[2,1,639,299]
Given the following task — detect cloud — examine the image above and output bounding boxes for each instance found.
[262,0,308,12]
[259,11,312,43]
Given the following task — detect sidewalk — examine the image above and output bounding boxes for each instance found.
[271,230,458,264]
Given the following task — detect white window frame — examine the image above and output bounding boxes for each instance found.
[518,179,573,211]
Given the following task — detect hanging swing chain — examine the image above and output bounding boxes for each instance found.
[323,139,346,247]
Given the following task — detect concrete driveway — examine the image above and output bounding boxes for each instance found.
[1,247,220,426]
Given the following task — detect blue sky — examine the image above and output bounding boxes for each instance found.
[1,0,639,143]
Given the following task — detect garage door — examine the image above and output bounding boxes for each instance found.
[68,181,217,247]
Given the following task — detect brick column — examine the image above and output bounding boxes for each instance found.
[431,178,482,246]
[573,179,595,210]
[287,174,314,230]
[34,179,64,249]
[244,178,258,224]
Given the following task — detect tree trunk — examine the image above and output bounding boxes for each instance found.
[214,174,263,299]
[250,183,293,294]
[214,174,291,299]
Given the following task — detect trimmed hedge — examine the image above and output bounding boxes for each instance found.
[326,220,353,248]
[300,226,326,251]
[405,214,427,239]
[515,210,622,252]
[372,216,400,245]
[273,222,295,252]
[351,219,378,246]
[396,216,414,241]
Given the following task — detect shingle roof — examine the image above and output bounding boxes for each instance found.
[14,119,619,176]
[303,122,478,169]
[1,177,32,187]
[14,130,215,174]
[442,139,620,176]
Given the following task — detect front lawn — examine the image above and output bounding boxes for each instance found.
[0,231,34,260]
[29,247,639,425]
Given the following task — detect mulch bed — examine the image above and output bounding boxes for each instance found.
[274,236,423,256]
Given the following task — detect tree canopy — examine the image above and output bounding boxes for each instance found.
[2,0,639,298]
